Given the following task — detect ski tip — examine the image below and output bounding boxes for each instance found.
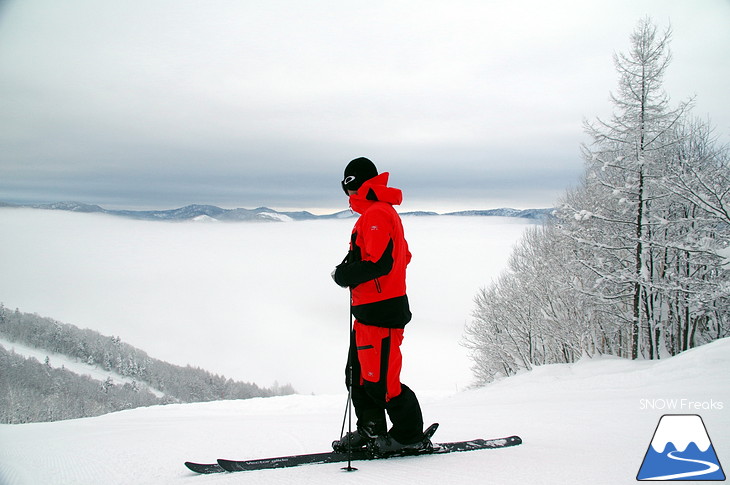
[184,461,225,474]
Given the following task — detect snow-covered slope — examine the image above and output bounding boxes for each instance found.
[1,338,727,485]
[0,337,165,398]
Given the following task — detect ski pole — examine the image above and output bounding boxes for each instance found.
[341,290,357,472]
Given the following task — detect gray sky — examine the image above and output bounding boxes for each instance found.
[1,0,728,213]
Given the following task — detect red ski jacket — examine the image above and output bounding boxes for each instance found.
[334,173,412,328]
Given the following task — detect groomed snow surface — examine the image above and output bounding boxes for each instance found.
[1,338,727,485]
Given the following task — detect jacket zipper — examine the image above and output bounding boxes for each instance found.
[374,278,382,293]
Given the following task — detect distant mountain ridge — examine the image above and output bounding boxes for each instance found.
[1,201,554,222]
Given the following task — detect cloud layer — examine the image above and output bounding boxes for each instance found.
[1,0,728,211]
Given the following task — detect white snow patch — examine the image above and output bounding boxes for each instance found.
[191,215,218,222]
[258,212,293,222]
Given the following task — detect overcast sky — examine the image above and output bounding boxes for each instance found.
[1,0,728,213]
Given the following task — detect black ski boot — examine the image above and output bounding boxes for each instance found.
[368,432,433,457]
[332,420,385,452]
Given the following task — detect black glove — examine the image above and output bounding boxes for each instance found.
[331,266,348,288]
[332,253,351,288]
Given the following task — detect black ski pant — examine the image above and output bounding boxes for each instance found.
[345,321,424,444]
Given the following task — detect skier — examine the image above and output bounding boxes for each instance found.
[331,157,430,456]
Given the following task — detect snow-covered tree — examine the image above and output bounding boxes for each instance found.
[557,17,728,359]
[466,17,729,384]
[663,116,730,225]
[570,18,689,358]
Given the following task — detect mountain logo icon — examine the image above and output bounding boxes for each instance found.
[637,414,725,481]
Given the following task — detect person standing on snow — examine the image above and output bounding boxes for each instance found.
[331,157,430,455]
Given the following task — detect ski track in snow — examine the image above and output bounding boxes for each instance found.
[1,338,728,485]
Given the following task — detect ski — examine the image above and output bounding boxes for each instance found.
[185,424,521,474]
[183,462,224,474]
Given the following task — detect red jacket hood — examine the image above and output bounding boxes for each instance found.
[348,172,403,214]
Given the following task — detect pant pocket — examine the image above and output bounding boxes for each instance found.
[354,322,389,383]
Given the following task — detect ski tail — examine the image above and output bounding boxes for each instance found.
[423,422,439,440]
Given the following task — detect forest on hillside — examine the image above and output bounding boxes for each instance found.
[0,305,294,424]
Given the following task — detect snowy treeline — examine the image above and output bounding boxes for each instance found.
[1,346,162,424]
[0,305,295,423]
[464,18,729,384]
